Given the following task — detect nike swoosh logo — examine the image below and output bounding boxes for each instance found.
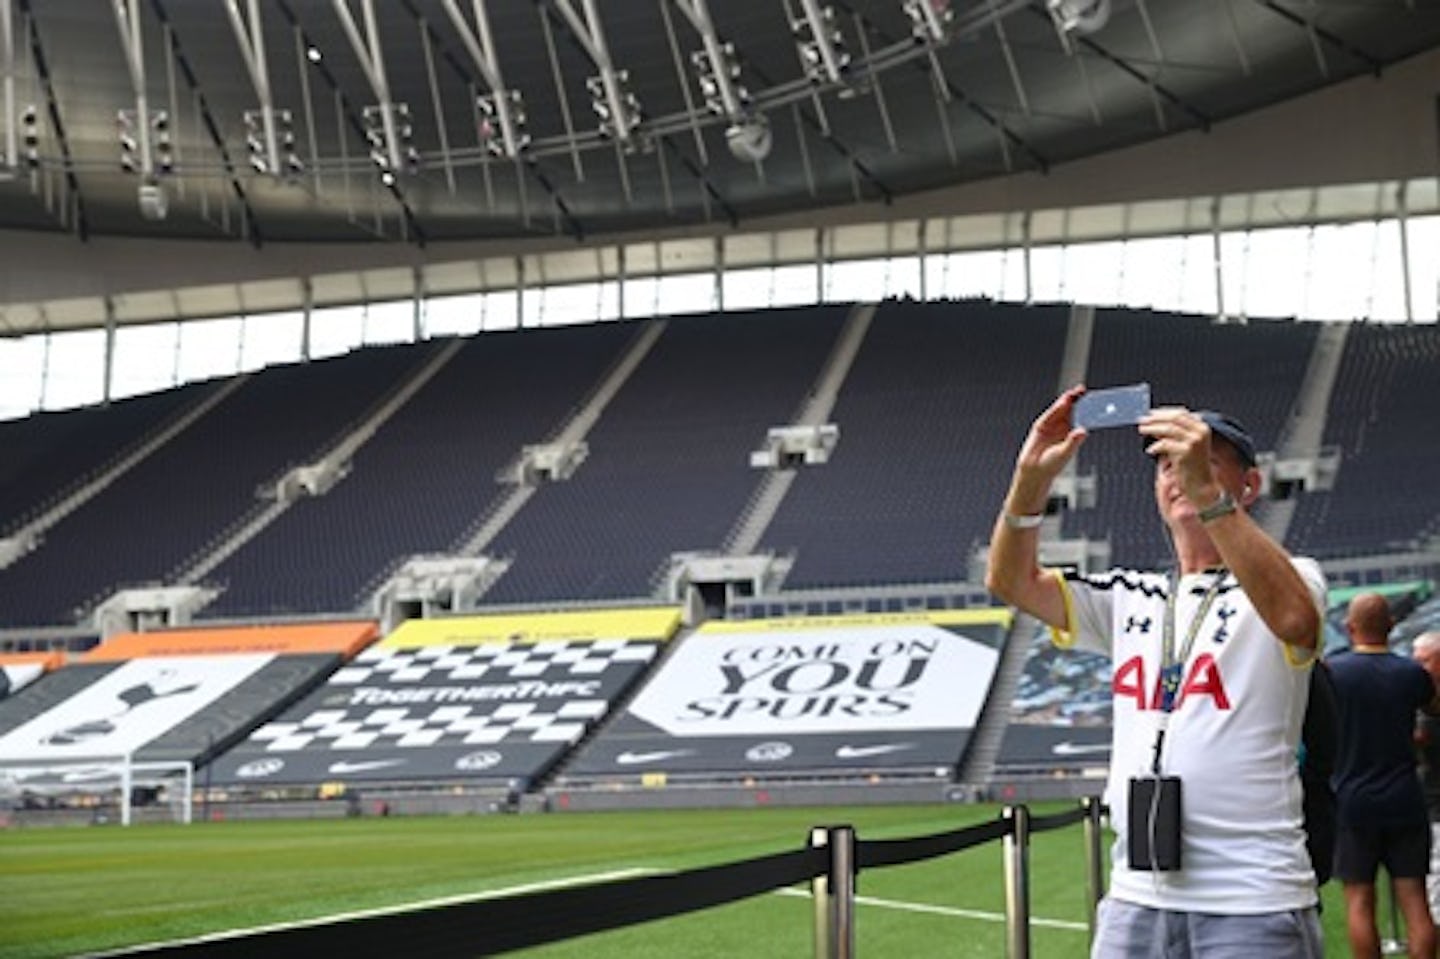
[834,743,915,759]
[615,749,694,765]
[328,758,407,774]
[1051,741,1110,757]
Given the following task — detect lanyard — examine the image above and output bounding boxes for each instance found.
[1147,569,1226,776]
[1158,570,1226,714]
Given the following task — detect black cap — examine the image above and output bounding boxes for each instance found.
[1144,410,1258,468]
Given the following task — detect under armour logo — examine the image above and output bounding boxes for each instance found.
[1125,616,1152,634]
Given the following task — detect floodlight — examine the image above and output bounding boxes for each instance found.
[726,116,772,163]
[1047,0,1111,35]
[137,179,168,220]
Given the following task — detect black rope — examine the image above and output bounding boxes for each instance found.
[856,815,1014,870]
[105,801,1098,958]
[110,845,828,958]
[1029,805,1090,834]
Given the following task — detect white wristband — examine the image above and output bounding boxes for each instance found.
[1003,511,1045,530]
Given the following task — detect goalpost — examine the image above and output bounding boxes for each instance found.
[0,755,194,825]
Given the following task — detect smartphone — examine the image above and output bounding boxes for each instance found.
[1073,383,1151,431]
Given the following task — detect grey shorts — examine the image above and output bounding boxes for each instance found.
[1092,897,1323,959]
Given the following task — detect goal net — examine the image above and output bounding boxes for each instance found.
[0,755,194,825]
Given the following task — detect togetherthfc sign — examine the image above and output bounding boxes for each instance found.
[208,607,681,786]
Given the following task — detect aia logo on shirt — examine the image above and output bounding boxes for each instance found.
[1113,653,1232,711]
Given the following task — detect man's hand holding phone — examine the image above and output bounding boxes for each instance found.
[1073,383,1152,431]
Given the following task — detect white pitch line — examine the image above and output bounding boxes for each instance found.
[85,867,655,957]
[773,887,1089,931]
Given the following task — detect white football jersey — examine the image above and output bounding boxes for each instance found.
[1053,558,1325,913]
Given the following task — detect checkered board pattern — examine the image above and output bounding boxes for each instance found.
[328,638,656,685]
[247,640,658,753]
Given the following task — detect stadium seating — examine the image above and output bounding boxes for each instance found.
[1286,322,1440,558]
[199,323,636,618]
[0,382,210,535]
[0,345,434,628]
[1,304,1436,634]
[760,300,1069,588]
[481,306,847,604]
[2,302,1439,824]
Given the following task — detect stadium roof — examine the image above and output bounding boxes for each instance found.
[0,1,1438,337]
[2,0,1438,247]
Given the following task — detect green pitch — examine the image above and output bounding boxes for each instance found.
[0,803,1357,958]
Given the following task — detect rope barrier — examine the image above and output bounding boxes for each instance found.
[1027,804,1090,834]
[102,798,1103,959]
[855,815,1013,871]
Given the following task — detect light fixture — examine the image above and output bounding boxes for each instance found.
[152,110,172,175]
[21,105,40,169]
[1047,0,1111,35]
[476,90,530,159]
[242,107,302,178]
[690,43,748,117]
[362,103,417,182]
[725,116,771,163]
[902,0,952,45]
[117,109,139,173]
[243,109,268,173]
[279,115,304,178]
[306,46,322,63]
[791,6,850,85]
[393,103,420,174]
[587,71,642,146]
[138,179,169,221]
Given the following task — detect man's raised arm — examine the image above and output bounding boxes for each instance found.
[984,386,1088,631]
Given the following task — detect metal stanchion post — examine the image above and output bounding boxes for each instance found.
[121,755,133,827]
[828,825,856,959]
[810,827,832,959]
[1002,804,1031,959]
[1082,796,1105,943]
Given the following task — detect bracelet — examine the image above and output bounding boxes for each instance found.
[1003,511,1045,530]
[1197,489,1238,524]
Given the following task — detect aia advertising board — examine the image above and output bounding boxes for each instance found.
[564,609,1011,779]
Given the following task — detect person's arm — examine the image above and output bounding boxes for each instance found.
[1140,409,1320,650]
[1199,512,1321,651]
[1414,635,1440,715]
[985,386,1088,631]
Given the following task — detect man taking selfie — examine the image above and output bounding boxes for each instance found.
[986,385,1325,958]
